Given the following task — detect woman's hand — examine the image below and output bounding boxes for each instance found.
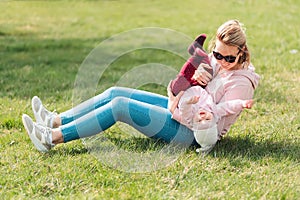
[192,63,213,86]
[167,81,184,114]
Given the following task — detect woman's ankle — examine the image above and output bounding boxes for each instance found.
[52,128,64,144]
[52,115,62,128]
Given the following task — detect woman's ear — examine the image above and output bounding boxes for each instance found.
[238,51,246,64]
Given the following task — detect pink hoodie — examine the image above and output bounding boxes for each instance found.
[173,54,260,138]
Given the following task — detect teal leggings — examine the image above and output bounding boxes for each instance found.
[59,87,196,147]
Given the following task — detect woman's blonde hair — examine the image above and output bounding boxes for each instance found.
[209,20,251,68]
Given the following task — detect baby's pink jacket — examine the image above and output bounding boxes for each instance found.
[172,86,250,130]
[173,54,260,138]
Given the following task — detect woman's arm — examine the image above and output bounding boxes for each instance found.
[167,81,184,114]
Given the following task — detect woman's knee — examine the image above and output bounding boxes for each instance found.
[105,86,118,95]
[110,97,128,116]
[93,86,123,101]
[105,86,127,98]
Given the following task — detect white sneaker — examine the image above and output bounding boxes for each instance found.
[22,114,54,152]
[32,96,56,128]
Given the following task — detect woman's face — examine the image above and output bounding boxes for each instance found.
[214,39,241,70]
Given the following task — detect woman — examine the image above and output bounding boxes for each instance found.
[22,20,260,153]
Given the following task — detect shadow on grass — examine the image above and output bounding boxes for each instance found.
[43,133,299,164]
[46,145,89,157]
[214,135,299,162]
[43,137,169,157]
[0,35,185,100]
[0,37,100,99]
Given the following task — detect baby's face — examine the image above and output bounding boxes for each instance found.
[193,109,213,123]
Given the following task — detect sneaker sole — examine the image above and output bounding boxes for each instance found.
[22,114,49,152]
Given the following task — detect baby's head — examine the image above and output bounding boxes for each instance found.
[192,109,213,125]
[192,110,219,147]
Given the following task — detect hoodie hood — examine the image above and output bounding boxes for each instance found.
[233,64,260,90]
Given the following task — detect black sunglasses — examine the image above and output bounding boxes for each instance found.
[213,51,237,63]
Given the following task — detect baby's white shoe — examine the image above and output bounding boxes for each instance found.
[196,144,215,155]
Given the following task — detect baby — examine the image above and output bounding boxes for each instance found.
[171,86,253,153]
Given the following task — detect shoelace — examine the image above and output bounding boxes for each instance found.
[40,107,57,128]
[35,124,54,147]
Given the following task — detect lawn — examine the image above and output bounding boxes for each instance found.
[0,0,299,199]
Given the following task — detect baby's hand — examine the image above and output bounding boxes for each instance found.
[186,96,200,104]
[242,99,254,109]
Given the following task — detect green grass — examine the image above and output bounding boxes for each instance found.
[0,0,300,199]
